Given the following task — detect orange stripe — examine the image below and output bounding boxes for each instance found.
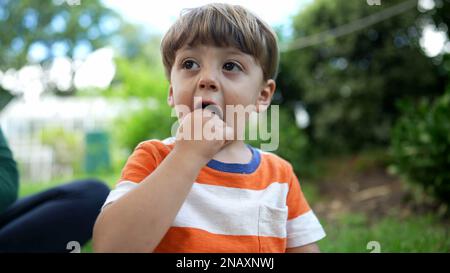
[154,227,286,253]
[120,140,293,190]
[118,139,311,218]
[286,174,311,219]
[197,153,291,190]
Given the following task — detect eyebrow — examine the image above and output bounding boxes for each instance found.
[177,46,255,65]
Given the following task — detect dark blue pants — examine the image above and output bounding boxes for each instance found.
[0,179,109,252]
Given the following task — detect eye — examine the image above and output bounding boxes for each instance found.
[182,60,199,70]
[223,62,242,72]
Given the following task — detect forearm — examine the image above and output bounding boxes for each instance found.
[93,147,207,253]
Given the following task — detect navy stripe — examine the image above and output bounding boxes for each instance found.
[206,145,261,174]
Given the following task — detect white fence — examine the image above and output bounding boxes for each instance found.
[1,96,157,182]
[1,97,120,182]
[8,137,55,183]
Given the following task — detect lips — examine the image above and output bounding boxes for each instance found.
[194,99,223,119]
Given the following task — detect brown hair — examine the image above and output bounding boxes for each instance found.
[161,3,279,81]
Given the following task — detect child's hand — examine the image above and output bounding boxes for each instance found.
[174,108,234,162]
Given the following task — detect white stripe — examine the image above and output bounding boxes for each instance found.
[101,181,139,210]
[286,210,326,248]
[101,180,290,237]
[173,182,289,237]
[161,137,176,145]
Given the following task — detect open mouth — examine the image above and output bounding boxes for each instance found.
[196,100,223,119]
[201,102,211,109]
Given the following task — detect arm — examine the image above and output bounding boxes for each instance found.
[93,109,233,252]
[0,128,19,213]
[286,243,321,253]
[93,146,207,252]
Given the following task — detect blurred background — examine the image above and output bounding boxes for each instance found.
[0,0,449,252]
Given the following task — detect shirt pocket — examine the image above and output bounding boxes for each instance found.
[258,204,288,252]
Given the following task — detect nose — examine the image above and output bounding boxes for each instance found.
[198,69,218,91]
[199,80,217,90]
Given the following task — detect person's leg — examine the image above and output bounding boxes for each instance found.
[0,179,109,252]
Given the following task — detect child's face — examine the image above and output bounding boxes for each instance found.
[168,45,275,130]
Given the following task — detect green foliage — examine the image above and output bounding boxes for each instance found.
[103,57,168,101]
[114,24,163,67]
[247,107,316,178]
[103,54,173,152]
[279,0,446,154]
[99,31,173,152]
[113,104,174,153]
[390,91,450,205]
[39,127,84,174]
[0,0,119,70]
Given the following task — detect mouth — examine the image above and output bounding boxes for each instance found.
[195,99,223,119]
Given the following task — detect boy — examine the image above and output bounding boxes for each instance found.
[93,3,325,253]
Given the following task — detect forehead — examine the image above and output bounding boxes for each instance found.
[176,45,259,64]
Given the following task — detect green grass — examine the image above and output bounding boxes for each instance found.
[19,172,119,198]
[318,212,450,252]
[81,241,93,253]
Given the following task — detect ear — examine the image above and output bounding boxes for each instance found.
[167,85,175,107]
[256,79,276,113]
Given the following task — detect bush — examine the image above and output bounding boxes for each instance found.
[278,0,446,154]
[247,107,317,178]
[113,103,174,153]
[390,91,450,205]
[104,55,174,154]
[40,127,84,175]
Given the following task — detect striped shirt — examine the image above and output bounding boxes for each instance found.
[102,137,326,252]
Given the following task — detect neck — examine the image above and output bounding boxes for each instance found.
[212,140,252,164]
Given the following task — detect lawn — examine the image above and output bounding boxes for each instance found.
[308,150,450,253]
[318,212,449,252]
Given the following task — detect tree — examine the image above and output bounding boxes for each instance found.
[99,23,173,152]
[0,0,119,70]
[278,0,447,153]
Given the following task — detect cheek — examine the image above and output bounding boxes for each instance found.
[171,88,195,115]
[171,83,192,102]
[225,90,257,106]
[228,79,260,103]
[173,92,192,108]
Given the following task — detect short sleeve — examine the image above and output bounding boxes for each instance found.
[119,141,161,183]
[102,140,164,209]
[286,168,326,248]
